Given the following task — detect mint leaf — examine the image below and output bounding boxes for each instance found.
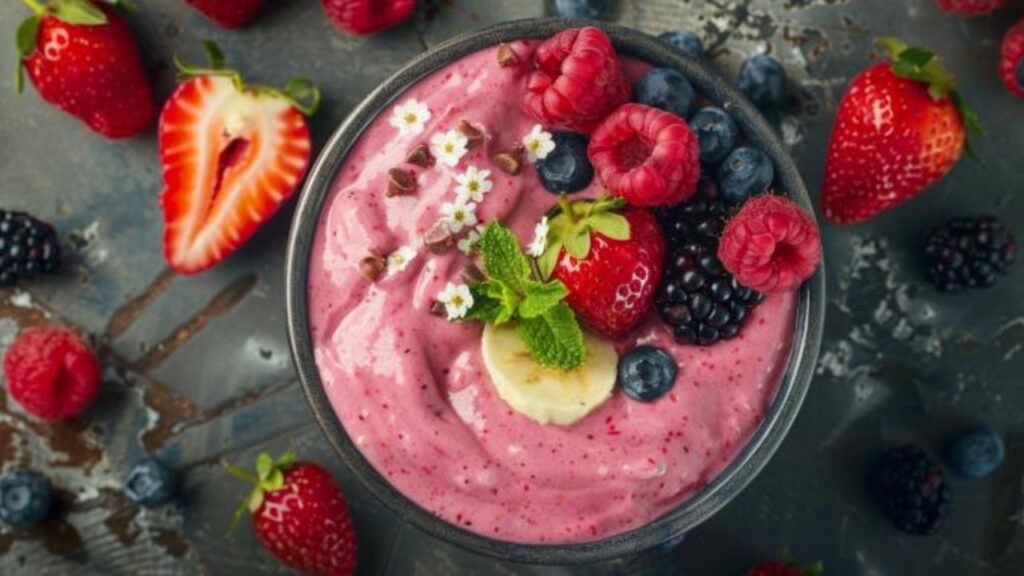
[516,303,585,370]
[52,0,108,25]
[479,222,531,291]
[465,286,504,323]
[518,280,567,319]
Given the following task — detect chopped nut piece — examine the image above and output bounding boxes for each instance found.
[430,300,448,317]
[359,255,386,281]
[387,168,417,197]
[405,143,435,168]
[423,221,454,254]
[462,264,485,283]
[493,146,524,175]
[497,43,519,67]
[458,120,484,149]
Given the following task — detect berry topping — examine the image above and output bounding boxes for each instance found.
[944,427,1005,478]
[3,326,101,421]
[634,68,696,118]
[738,54,787,110]
[924,216,1016,292]
[535,132,595,193]
[0,469,53,528]
[320,0,417,36]
[0,210,61,287]
[588,103,701,207]
[186,0,264,28]
[867,445,950,535]
[124,458,176,508]
[656,187,765,346]
[543,197,666,339]
[617,346,678,401]
[555,0,610,19]
[1000,17,1024,100]
[716,146,774,204]
[690,106,739,165]
[658,30,704,60]
[935,0,1005,16]
[718,195,821,294]
[522,27,630,133]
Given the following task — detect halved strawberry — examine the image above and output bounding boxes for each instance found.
[159,44,319,274]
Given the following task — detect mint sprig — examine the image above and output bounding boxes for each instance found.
[458,222,586,371]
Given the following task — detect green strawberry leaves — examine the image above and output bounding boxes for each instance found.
[14,15,41,94]
[51,0,107,25]
[457,222,586,371]
[537,195,631,280]
[225,450,297,533]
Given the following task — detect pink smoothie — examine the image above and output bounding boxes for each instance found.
[307,41,797,544]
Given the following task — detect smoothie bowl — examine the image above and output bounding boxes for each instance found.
[286,18,825,564]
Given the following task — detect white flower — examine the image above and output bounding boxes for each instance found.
[389,99,431,137]
[522,124,555,162]
[457,225,483,254]
[386,246,417,275]
[440,199,478,233]
[454,166,493,203]
[430,130,469,168]
[437,282,474,320]
[526,216,550,257]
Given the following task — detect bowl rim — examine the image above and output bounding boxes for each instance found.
[285,17,826,565]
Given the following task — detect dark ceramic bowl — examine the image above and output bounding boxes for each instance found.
[286,18,826,565]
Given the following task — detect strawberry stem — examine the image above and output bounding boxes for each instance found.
[558,194,576,224]
[222,459,258,485]
[20,0,46,15]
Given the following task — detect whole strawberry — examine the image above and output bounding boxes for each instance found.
[1000,17,1024,100]
[934,0,1005,15]
[186,0,264,29]
[15,0,154,139]
[540,197,665,339]
[321,0,417,36]
[748,559,823,576]
[226,452,357,576]
[822,38,981,224]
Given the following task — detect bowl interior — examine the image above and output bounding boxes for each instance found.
[286,17,825,565]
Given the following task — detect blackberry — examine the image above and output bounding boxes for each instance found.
[867,445,950,535]
[924,216,1015,292]
[656,184,764,345]
[0,210,61,287]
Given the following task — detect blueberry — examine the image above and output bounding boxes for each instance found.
[536,132,594,193]
[738,54,787,110]
[658,31,704,60]
[945,427,1005,478]
[555,0,610,19]
[0,469,53,528]
[689,107,738,165]
[716,147,774,204]
[618,346,678,402]
[635,68,695,118]
[124,458,176,508]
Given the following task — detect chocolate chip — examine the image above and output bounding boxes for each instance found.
[405,144,435,168]
[359,255,386,281]
[387,168,417,197]
[423,221,454,254]
[497,43,519,68]
[459,120,484,149]
[430,300,448,317]
[493,146,524,175]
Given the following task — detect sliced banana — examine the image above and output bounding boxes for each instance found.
[481,323,618,426]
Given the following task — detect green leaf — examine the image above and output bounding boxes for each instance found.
[516,303,585,370]
[876,37,908,60]
[464,290,504,323]
[255,453,273,481]
[281,77,322,116]
[52,0,108,25]
[266,469,285,491]
[248,489,264,513]
[16,16,41,58]
[803,562,824,576]
[898,47,934,68]
[563,228,591,260]
[203,40,226,70]
[275,449,296,470]
[518,280,568,319]
[479,222,531,291]
[587,211,630,241]
[537,243,561,281]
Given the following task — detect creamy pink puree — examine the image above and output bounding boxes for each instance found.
[307,41,797,543]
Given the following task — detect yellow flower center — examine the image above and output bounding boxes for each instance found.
[452,295,464,307]
[404,112,417,124]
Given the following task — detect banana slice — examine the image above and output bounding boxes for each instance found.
[481,323,618,426]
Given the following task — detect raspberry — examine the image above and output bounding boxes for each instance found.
[588,103,701,207]
[1000,17,1024,100]
[522,27,630,133]
[934,0,1005,16]
[3,327,101,421]
[718,195,821,293]
[320,0,417,36]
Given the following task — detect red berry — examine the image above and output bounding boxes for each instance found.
[320,0,417,36]
[20,1,154,139]
[588,103,700,207]
[1000,17,1024,100]
[552,207,665,338]
[718,195,821,294]
[934,0,1005,15]
[522,27,630,133]
[749,561,801,576]
[3,326,101,421]
[186,0,264,29]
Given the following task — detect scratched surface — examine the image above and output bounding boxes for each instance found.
[0,0,1022,574]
